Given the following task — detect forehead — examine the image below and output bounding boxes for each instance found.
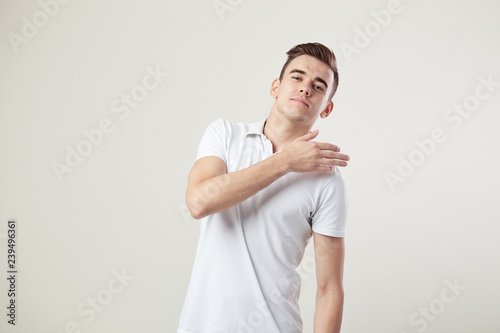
[285,54,334,85]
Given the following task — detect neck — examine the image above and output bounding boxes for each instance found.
[263,111,312,153]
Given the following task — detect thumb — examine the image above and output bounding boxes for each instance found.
[299,129,319,141]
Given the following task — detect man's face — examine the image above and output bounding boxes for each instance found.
[271,54,334,125]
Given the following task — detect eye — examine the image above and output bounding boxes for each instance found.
[314,85,324,92]
[292,76,301,80]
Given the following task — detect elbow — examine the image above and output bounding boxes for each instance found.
[316,281,344,300]
[186,191,208,220]
[188,208,206,221]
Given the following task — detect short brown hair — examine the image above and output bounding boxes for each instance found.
[279,42,339,100]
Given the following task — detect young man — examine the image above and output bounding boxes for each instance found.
[178,42,350,333]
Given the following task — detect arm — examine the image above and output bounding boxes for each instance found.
[186,130,349,219]
[313,232,345,333]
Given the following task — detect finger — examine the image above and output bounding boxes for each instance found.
[315,142,341,152]
[316,165,334,173]
[319,158,349,167]
[320,151,350,161]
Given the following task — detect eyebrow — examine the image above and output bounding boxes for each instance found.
[289,69,329,89]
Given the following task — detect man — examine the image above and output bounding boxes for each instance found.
[178,42,350,333]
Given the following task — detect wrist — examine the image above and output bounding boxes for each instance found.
[270,151,291,176]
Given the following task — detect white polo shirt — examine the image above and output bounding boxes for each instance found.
[178,118,348,333]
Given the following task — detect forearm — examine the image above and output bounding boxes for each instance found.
[186,129,349,219]
[186,153,288,219]
[314,290,344,333]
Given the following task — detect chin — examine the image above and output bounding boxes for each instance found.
[284,110,309,122]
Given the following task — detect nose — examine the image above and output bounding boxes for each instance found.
[300,86,311,96]
[300,83,311,96]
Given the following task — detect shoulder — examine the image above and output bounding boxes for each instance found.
[199,118,233,141]
[298,166,348,202]
[205,118,263,137]
[205,118,231,132]
[320,167,347,196]
[326,167,347,188]
[301,166,346,188]
[283,167,347,204]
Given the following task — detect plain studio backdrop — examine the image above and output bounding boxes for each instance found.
[1,0,499,332]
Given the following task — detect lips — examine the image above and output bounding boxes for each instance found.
[291,98,309,107]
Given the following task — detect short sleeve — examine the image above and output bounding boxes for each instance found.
[311,168,349,238]
[195,118,229,163]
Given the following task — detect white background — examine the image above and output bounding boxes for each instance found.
[1,0,499,332]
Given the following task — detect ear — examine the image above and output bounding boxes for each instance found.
[270,78,280,98]
[320,101,334,119]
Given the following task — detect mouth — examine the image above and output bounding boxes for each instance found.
[291,98,309,107]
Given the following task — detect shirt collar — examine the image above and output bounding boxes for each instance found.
[246,119,267,136]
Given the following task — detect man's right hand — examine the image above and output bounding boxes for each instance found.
[279,130,350,173]
[186,129,349,219]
